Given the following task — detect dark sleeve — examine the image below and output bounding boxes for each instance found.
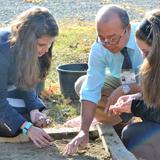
[0,50,25,135]
[21,88,46,113]
[131,100,160,123]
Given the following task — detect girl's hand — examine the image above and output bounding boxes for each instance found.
[109,96,132,116]
[108,92,142,116]
[30,109,51,128]
[108,93,138,116]
[28,126,53,148]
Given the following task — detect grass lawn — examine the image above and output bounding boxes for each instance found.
[41,19,96,125]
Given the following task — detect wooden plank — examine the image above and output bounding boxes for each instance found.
[97,123,137,160]
[0,126,98,143]
[44,126,98,140]
[0,134,29,143]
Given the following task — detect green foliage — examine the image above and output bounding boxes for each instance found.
[54,20,95,63]
[43,93,80,124]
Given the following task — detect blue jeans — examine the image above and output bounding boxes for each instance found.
[122,121,160,160]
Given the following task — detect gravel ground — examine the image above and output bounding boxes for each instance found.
[0,0,159,24]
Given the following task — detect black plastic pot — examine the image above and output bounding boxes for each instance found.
[57,63,88,100]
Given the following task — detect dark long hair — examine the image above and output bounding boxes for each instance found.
[38,43,53,80]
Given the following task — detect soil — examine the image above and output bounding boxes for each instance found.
[0,138,111,160]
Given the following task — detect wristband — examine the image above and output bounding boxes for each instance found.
[22,122,33,135]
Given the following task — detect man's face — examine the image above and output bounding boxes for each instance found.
[96,15,130,53]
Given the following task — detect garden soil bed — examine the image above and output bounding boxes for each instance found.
[0,138,111,160]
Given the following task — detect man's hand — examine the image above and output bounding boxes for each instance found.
[64,130,89,155]
[63,100,96,155]
[30,109,51,128]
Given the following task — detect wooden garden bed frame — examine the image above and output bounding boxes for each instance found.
[0,124,137,160]
[97,123,137,160]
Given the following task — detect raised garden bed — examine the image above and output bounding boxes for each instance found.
[0,125,137,160]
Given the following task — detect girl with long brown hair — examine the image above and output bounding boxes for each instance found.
[109,9,160,160]
[0,7,59,148]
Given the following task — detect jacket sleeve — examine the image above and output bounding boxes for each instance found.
[0,49,25,135]
[131,100,160,123]
[20,88,46,113]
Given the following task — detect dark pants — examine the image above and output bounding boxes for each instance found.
[122,121,160,160]
[0,85,45,137]
[0,112,23,137]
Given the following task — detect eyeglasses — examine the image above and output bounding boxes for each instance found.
[97,28,127,46]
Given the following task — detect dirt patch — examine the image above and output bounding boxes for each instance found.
[0,138,111,160]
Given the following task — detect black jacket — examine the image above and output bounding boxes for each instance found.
[0,28,45,135]
[131,100,160,123]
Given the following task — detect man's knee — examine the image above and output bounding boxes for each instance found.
[74,75,86,97]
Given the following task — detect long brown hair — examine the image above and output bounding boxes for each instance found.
[136,9,160,107]
[10,7,59,90]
